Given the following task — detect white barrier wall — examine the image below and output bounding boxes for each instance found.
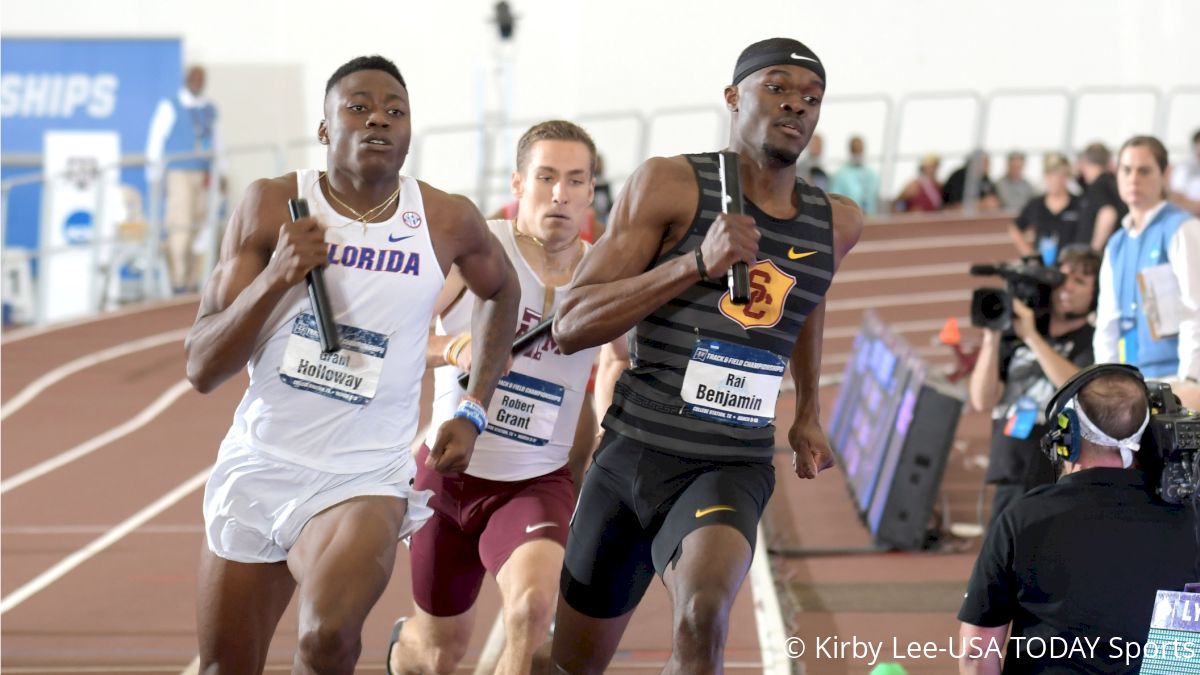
[5,0,1198,202]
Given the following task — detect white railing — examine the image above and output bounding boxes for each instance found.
[2,84,1195,327]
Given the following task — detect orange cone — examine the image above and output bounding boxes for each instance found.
[939,317,961,346]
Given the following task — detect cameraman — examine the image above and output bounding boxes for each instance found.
[969,246,1101,524]
[958,366,1198,675]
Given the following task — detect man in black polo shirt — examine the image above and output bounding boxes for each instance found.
[958,367,1198,674]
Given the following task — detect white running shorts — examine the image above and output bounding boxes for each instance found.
[203,439,434,563]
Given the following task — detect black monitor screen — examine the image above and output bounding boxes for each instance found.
[828,311,917,514]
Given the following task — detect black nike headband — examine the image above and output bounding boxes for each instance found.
[732,38,825,87]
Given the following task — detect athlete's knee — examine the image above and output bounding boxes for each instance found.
[425,638,469,675]
[504,584,557,638]
[296,618,361,674]
[671,587,732,663]
[395,619,469,675]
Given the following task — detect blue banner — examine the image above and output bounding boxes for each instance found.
[1,37,182,248]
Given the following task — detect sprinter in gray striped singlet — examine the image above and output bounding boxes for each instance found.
[549,38,863,674]
[603,151,835,459]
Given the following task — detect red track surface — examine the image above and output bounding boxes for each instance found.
[2,211,1013,674]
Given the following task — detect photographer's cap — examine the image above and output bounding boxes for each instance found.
[732,38,825,87]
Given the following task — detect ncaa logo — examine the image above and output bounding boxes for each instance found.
[402,211,422,228]
[718,259,796,329]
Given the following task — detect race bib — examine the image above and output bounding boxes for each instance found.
[680,339,786,428]
[278,313,386,405]
[485,371,565,446]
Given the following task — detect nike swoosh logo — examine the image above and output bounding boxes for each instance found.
[525,522,557,533]
[787,248,817,260]
[387,234,414,243]
[694,505,736,518]
[791,54,820,64]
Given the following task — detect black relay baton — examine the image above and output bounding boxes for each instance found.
[287,198,340,354]
[718,151,751,305]
[457,315,554,389]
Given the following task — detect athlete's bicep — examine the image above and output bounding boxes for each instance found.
[196,179,283,319]
[432,265,468,318]
[828,195,864,270]
[570,158,692,288]
[452,200,513,301]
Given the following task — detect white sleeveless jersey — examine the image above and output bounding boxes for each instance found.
[221,170,444,473]
[426,220,599,481]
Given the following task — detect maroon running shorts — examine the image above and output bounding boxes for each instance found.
[409,444,574,616]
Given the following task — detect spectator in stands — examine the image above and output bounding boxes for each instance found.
[995,150,1034,211]
[1076,141,1128,251]
[1094,135,1200,384]
[893,153,943,212]
[1169,129,1200,216]
[959,364,1198,674]
[968,245,1098,526]
[943,150,1000,210]
[146,64,221,294]
[830,135,879,214]
[1006,152,1083,263]
[796,132,829,190]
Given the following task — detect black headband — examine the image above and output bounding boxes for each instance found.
[732,38,825,87]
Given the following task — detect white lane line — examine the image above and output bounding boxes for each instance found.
[749,522,791,675]
[179,655,200,675]
[1,295,196,345]
[851,232,1010,253]
[0,466,211,615]
[0,379,193,495]
[1,328,189,421]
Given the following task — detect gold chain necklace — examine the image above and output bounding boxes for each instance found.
[511,220,584,317]
[511,219,582,256]
[322,172,400,233]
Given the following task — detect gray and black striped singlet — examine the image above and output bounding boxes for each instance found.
[602,152,835,461]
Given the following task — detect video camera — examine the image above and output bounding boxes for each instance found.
[1144,381,1200,505]
[969,256,1064,333]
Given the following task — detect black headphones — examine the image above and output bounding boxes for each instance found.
[1041,363,1148,465]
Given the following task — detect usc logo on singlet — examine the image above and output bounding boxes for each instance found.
[717,259,796,329]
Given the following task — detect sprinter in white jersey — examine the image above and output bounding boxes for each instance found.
[386,121,618,675]
[184,56,519,675]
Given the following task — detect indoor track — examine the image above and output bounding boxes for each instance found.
[1,211,1012,674]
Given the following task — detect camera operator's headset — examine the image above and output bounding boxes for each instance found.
[1041,363,1150,465]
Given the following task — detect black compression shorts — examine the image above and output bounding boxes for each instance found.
[560,432,775,618]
